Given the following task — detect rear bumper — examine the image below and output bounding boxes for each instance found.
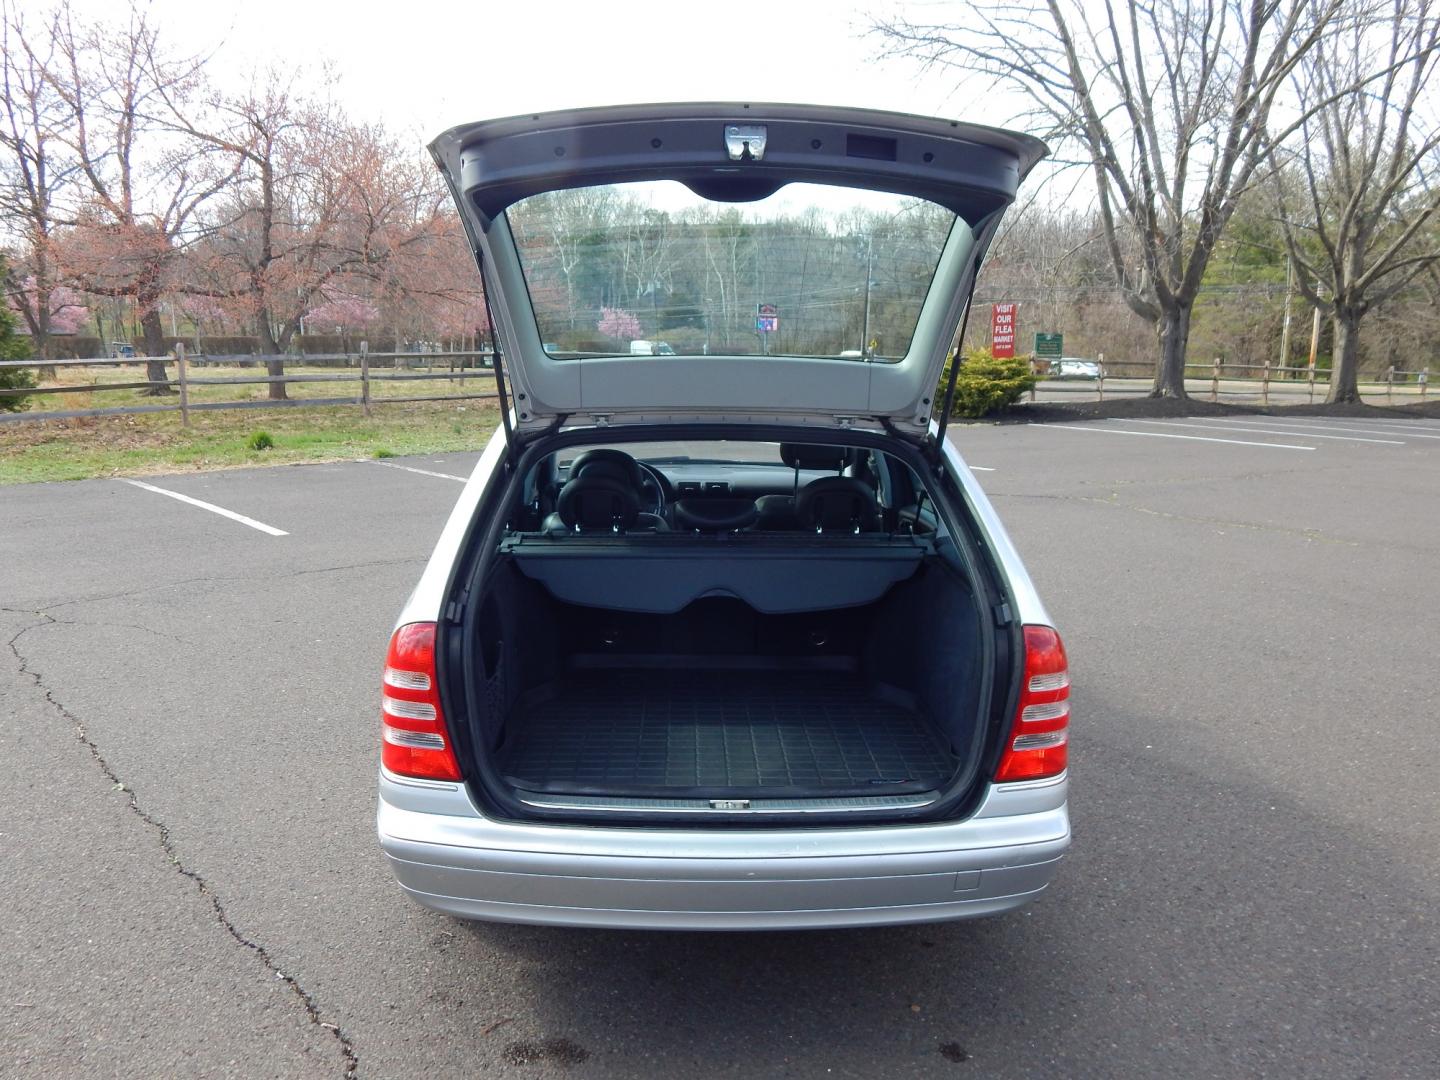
[377,770,1070,930]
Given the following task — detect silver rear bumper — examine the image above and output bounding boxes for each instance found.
[377,770,1069,930]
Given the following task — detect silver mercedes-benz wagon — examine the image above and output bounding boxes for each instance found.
[377,103,1070,929]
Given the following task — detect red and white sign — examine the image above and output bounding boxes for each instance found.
[991,302,1017,358]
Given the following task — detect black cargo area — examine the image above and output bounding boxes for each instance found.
[498,669,955,795]
[470,545,986,802]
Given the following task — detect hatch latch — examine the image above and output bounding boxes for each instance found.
[724,124,767,161]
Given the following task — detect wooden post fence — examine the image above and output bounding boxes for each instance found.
[177,343,190,428]
[360,341,371,417]
[1211,358,1220,402]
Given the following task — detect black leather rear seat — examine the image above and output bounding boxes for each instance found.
[754,443,882,533]
[796,475,883,533]
[753,443,846,530]
[542,450,668,534]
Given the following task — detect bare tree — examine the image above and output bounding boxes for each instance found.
[509,187,621,332]
[317,122,459,354]
[0,2,77,360]
[176,81,360,398]
[875,0,1348,397]
[47,1,240,391]
[1270,0,1440,402]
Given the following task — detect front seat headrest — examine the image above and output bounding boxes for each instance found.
[779,442,848,472]
[567,448,645,489]
[796,476,881,534]
[557,473,641,532]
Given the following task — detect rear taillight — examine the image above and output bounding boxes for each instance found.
[994,625,1070,783]
[381,622,461,781]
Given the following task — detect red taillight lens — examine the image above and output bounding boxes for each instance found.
[994,625,1070,783]
[381,622,462,781]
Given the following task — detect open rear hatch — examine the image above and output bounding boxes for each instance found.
[429,104,1045,823]
[429,103,1046,440]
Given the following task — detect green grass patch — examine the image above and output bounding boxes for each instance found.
[246,430,275,451]
[0,401,500,484]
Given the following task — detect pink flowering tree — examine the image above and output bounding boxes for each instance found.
[597,306,641,341]
[308,291,381,333]
[178,293,230,333]
[6,276,89,337]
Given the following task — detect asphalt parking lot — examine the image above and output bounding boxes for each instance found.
[4,413,1438,1078]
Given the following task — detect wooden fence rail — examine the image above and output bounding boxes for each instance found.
[1026,358,1429,405]
[3,350,1433,422]
[0,346,501,425]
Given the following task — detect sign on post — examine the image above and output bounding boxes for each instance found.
[756,303,778,333]
[991,303,1017,358]
[1034,332,1063,359]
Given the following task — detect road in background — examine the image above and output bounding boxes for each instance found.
[1030,375,1428,405]
[3,420,1438,1078]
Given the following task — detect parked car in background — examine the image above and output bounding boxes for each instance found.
[1051,357,1102,379]
[629,339,676,355]
[377,103,1070,930]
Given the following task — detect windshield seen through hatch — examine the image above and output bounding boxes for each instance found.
[506,181,958,361]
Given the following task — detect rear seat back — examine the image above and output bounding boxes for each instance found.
[795,475,882,533]
[753,442,851,531]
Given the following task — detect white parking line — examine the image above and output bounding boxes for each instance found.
[969,466,996,472]
[1120,419,1405,445]
[121,479,289,536]
[1029,424,1315,450]
[1320,416,1440,431]
[1209,417,1440,440]
[371,460,468,482]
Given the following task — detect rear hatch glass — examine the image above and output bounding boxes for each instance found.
[507,181,955,363]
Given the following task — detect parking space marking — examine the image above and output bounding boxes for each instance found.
[1365,419,1440,431]
[1209,417,1440,439]
[969,466,996,472]
[371,461,468,482]
[1122,419,1405,445]
[120,479,289,536]
[1030,424,1315,450]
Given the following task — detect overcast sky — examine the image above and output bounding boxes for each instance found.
[50,0,987,144]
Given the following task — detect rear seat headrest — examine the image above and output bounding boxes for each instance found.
[557,473,641,531]
[566,448,645,489]
[779,442,849,472]
[796,476,882,533]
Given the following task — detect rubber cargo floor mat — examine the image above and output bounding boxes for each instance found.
[500,670,955,794]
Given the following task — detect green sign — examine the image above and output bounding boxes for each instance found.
[1034,332,1063,358]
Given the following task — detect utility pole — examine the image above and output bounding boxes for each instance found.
[1279,254,1294,373]
[859,235,873,357]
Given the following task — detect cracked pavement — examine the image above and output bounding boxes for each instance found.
[3,424,1439,1078]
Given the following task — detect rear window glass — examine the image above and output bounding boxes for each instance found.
[556,441,784,469]
[505,181,957,362]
